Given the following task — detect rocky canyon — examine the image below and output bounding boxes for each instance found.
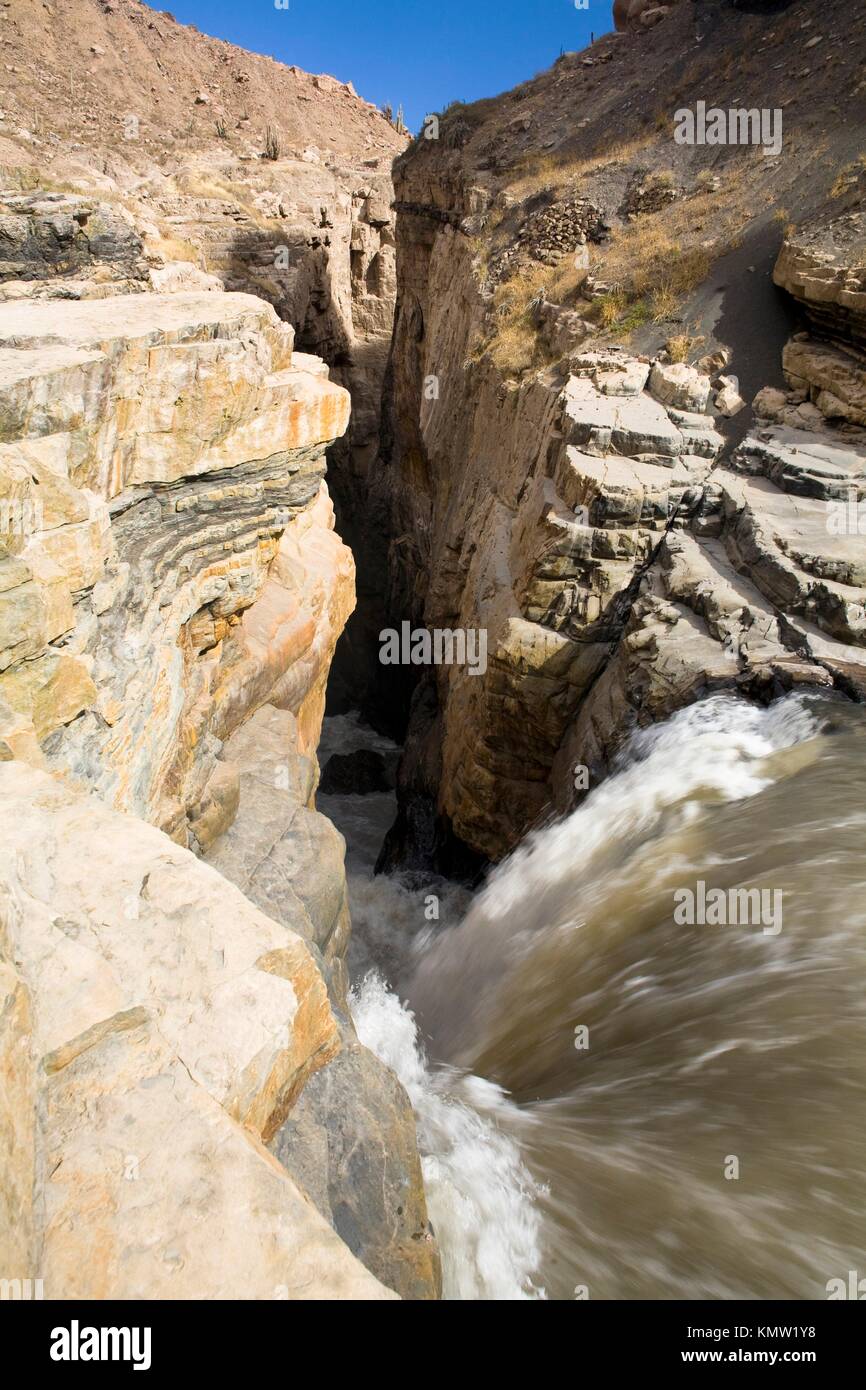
[1,0,865,1309]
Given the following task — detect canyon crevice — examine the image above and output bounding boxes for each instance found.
[1,0,865,1304]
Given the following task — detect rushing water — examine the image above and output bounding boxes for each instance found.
[320,695,866,1300]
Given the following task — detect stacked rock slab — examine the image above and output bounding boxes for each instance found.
[381,144,866,865]
[0,291,351,847]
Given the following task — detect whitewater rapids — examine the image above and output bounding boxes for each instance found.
[321,693,866,1300]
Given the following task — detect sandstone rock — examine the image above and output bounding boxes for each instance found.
[0,761,396,1300]
[735,423,866,500]
[148,260,223,294]
[207,704,352,964]
[382,142,864,864]
[0,293,352,841]
[753,386,788,419]
[714,375,747,416]
[782,337,866,426]
[774,206,866,351]
[719,466,866,647]
[695,348,731,377]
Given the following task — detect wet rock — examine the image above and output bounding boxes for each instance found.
[319,747,392,794]
[271,1038,440,1301]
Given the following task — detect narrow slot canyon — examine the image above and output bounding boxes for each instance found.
[1,0,865,1311]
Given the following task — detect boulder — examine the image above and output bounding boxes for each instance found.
[714,375,747,416]
[782,337,866,427]
[649,360,712,413]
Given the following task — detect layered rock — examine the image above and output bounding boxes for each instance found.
[0,0,443,1305]
[0,290,351,845]
[374,3,866,865]
[0,0,407,712]
[0,191,150,294]
[774,201,866,352]
[0,285,441,1298]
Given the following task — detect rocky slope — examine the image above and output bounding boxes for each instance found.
[0,2,439,1301]
[372,0,866,866]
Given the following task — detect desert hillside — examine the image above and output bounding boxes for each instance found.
[0,0,403,171]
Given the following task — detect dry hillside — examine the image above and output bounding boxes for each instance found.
[0,0,404,175]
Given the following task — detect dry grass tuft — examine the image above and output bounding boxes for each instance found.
[509,132,655,199]
[665,333,694,363]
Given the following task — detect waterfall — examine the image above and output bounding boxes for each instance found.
[323,694,866,1299]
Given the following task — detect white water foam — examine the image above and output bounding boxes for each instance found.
[341,694,828,1298]
[350,972,546,1300]
[407,694,822,1054]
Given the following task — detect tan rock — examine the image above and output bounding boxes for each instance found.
[0,761,395,1300]
[0,293,353,841]
[0,650,97,740]
[783,337,866,427]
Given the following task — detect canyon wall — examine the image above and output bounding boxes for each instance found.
[1,0,408,712]
[0,291,352,843]
[0,283,439,1299]
[0,0,439,1302]
[376,0,866,866]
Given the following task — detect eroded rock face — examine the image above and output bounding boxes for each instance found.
[0,9,440,1305]
[774,202,866,351]
[378,146,866,865]
[0,191,149,292]
[203,702,440,1299]
[0,761,396,1301]
[0,290,351,846]
[0,282,441,1299]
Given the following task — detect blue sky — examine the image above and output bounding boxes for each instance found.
[165,0,614,132]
